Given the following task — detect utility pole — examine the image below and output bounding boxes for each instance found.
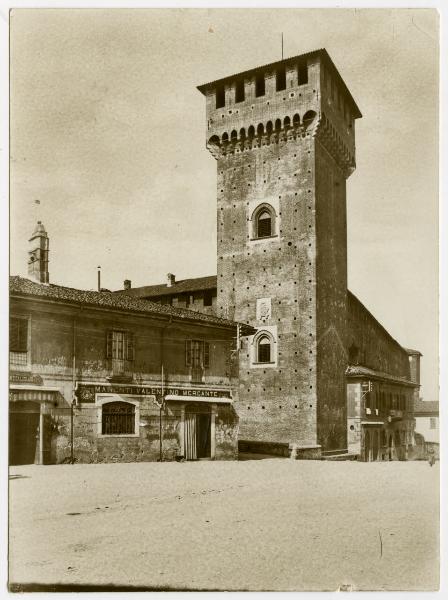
[97,266,101,292]
[159,364,164,462]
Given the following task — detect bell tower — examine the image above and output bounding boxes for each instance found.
[28,221,49,284]
[198,49,361,458]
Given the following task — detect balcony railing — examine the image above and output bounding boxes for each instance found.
[109,359,134,379]
[9,351,29,369]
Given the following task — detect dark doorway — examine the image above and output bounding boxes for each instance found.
[9,402,40,465]
[196,413,211,459]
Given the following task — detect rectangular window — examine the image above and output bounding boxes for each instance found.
[235,79,245,103]
[276,66,286,91]
[216,84,225,109]
[429,417,436,430]
[203,290,213,307]
[297,63,308,85]
[255,72,265,97]
[10,316,29,367]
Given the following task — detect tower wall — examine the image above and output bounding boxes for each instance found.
[315,141,348,452]
[216,133,318,449]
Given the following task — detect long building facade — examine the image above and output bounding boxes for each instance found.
[9,225,254,465]
[118,49,420,461]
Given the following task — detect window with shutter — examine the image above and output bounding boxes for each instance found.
[10,318,28,352]
[185,339,192,367]
[127,334,134,361]
[203,342,210,368]
[106,331,113,358]
[10,317,30,367]
[107,330,134,375]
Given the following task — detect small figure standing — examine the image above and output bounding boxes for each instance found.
[427,445,436,467]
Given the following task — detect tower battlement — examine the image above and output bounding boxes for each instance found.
[198,49,361,175]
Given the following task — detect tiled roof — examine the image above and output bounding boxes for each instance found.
[9,276,252,332]
[413,399,439,415]
[345,364,417,387]
[116,275,218,298]
[347,290,412,357]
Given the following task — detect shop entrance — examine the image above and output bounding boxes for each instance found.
[9,401,40,465]
[184,406,211,460]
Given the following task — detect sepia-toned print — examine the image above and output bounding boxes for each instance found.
[7,8,439,592]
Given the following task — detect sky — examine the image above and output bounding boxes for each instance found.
[9,8,439,401]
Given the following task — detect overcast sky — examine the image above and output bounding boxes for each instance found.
[9,8,438,400]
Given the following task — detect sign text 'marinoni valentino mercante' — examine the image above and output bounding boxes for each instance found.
[75,383,232,403]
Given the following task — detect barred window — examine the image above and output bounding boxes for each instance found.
[102,401,135,435]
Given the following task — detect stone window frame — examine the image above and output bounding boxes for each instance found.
[250,326,278,369]
[248,199,279,244]
[96,394,140,438]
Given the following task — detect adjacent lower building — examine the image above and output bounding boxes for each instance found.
[9,265,253,465]
[413,399,439,459]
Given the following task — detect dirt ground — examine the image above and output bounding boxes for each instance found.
[8,459,439,591]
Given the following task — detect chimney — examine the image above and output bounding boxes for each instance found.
[124,279,132,290]
[167,273,175,287]
[28,221,49,284]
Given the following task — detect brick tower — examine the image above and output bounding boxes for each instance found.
[28,221,49,284]
[198,49,361,458]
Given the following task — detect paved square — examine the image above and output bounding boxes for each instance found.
[9,460,439,591]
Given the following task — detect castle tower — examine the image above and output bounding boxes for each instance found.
[28,221,49,284]
[198,49,361,457]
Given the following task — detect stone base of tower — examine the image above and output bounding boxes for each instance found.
[239,440,321,460]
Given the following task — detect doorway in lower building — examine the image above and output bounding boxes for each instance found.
[9,401,40,465]
[184,406,211,460]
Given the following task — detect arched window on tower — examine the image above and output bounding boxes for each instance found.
[252,203,276,239]
[257,211,272,238]
[257,335,272,363]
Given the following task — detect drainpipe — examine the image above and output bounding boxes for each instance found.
[70,317,77,464]
[159,364,164,462]
[159,317,173,462]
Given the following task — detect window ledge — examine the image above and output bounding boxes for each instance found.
[99,433,139,438]
[249,235,278,242]
[252,361,275,366]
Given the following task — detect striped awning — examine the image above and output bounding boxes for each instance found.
[165,395,232,404]
[9,385,60,403]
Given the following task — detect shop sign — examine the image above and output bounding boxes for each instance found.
[75,383,232,403]
[10,372,43,385]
